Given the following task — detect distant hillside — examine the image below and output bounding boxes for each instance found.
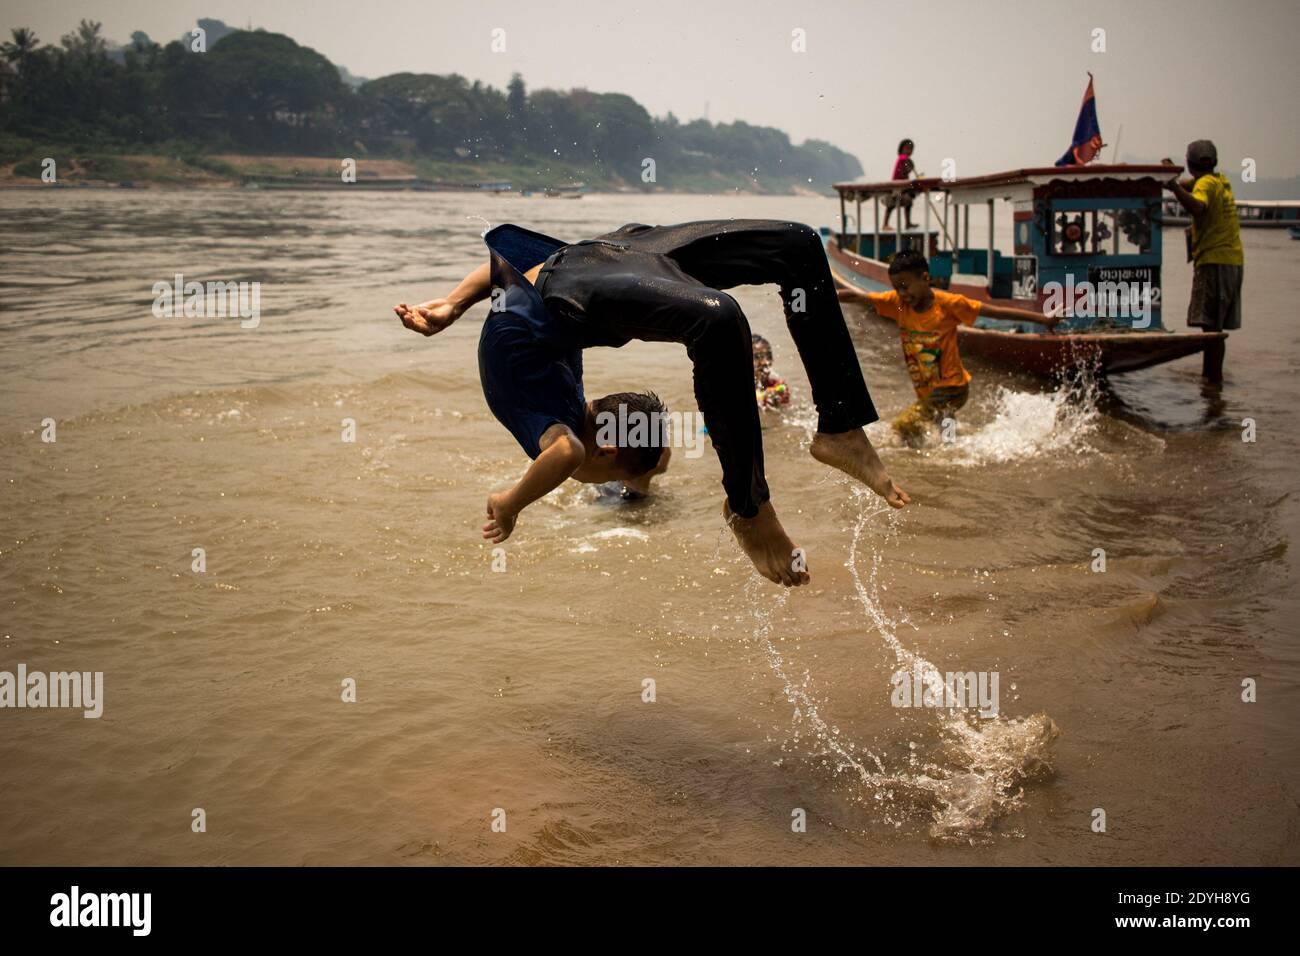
[0,18,861,192]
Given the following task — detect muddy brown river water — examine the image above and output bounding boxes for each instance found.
[1,189,1296,864]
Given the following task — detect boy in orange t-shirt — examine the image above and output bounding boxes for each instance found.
[836,250,1061,445]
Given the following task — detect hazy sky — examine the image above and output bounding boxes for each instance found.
[7,0,1299,177]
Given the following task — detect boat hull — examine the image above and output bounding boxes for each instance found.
[824,233,1225,377]
[954,325,1222,376]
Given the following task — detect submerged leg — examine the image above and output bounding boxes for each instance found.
[1202,338,1225,383]
[892,399,932,449]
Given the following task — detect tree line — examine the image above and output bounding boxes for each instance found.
[0,19,862,189]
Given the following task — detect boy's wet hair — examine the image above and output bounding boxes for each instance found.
[592,390,668,476]
[751,333,772,350]
[898,138,914,153]
[888,249,930,278]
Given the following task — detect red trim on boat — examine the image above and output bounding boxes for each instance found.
[832,164,1183,198]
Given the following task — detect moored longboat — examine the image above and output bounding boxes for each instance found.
[824,164,1226,377]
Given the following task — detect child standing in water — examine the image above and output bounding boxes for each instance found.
[836,250,1061,447]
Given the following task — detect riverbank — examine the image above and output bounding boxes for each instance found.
[0,142,829,195]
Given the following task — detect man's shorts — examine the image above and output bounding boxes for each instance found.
[1187,263,1243,331]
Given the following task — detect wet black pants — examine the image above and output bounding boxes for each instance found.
[536,219,879,518]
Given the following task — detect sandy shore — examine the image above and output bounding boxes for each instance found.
[0,151,828,194]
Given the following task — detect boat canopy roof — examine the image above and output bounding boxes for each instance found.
[833,164,1181,204]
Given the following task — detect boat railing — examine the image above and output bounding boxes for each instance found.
[838,179,995,281]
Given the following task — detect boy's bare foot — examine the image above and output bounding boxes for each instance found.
[810,429,910,508]
[723,500,810,587]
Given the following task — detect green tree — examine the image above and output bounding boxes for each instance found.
[207,30,347,151]
[1,27,41,72]
[60,20,107,60]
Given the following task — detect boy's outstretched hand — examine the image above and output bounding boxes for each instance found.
[395,298,461,336]
[834,275,869,304]
[483,491,518,544]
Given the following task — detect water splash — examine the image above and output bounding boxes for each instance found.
[843,492,1060,839]
[787,375,1100,469]
[746,579,889,785]
[939,383,1100,465]
[744,491,1059,841]
[466,214,493,237]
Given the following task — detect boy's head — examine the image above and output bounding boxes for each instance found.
[888,249,932,309]
[752,333,773,376]
[1185,139,1217,176]
[898,138,914,156]
[577,390,669,483]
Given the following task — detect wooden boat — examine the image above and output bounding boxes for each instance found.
[1161,197,1300,228]
[825,165,1225,377]
[543,182,587,199]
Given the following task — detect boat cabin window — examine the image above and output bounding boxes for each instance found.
[1050,206,1153,257]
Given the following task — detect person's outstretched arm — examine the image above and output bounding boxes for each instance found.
[833,276,883,318]
[838,276,1061,329]
[980,302,1063,329]
[482,423,586,543]
[1164,179,1206,217]
[395,261,491,336]
[1159,160,1207,218]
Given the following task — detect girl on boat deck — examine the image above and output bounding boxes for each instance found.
[882,138,918,232]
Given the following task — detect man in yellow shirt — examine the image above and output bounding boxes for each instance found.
[1163,140,1243,383]
[836,250,1060,446]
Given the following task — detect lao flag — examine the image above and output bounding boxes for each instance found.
[1055,73,1103,166]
